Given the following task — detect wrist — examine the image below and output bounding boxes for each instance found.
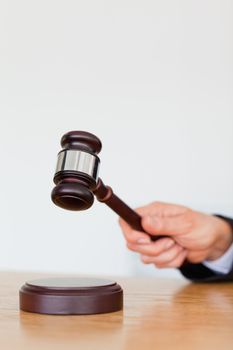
[206,216,233,261]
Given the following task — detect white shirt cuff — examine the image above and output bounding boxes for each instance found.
[203,242,233,274]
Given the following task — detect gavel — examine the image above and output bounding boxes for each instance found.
[51,130,160,241]
[19,130,165,316]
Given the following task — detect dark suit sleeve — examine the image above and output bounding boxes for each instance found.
[179,215,233,282]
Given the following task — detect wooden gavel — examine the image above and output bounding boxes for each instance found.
[51,131,160,241]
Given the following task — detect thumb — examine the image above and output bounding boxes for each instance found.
[142,215,189,236]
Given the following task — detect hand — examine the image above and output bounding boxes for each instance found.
[119,202,233,268]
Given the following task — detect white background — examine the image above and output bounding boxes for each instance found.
[0,0,232,278]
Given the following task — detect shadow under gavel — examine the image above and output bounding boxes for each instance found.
[51,130,161,241]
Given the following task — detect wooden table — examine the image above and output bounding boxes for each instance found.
[0,271,233,350]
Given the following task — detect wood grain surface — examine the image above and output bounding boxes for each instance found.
[0,271,233,350]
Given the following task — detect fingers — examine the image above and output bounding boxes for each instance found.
[136,201,189,217]
[127,238,175,256]
[141,214,193,236]
[119,209,192,244]
[119,215,188,269]
[119,218,151,244]
[128,241,183,264]
[141,247,187,268]
[154,249,187,268]
[119,202,192,243]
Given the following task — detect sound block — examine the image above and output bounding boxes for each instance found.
[19,277,123,315]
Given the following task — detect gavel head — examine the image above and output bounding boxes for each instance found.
[51,131,102,211]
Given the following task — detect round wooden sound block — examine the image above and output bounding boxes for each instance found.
[19,277,123,315]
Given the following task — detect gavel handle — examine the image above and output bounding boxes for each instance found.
[93,178,161,242]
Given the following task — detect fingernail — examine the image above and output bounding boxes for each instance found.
[137,238,150,244]
[165,240,175,249]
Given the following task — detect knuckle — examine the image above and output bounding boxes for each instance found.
[150,201,161,208]
[125,232,138,243]
[150,246,161,256]
[126,236,137,244]
[165,250,175,260]
[126,244,134,251]
[161,248,177,262]
[153,256,168,266]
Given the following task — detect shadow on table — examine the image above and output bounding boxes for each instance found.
[120,281,233,349]
[19,282,233,349]
[19,309,124,349]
